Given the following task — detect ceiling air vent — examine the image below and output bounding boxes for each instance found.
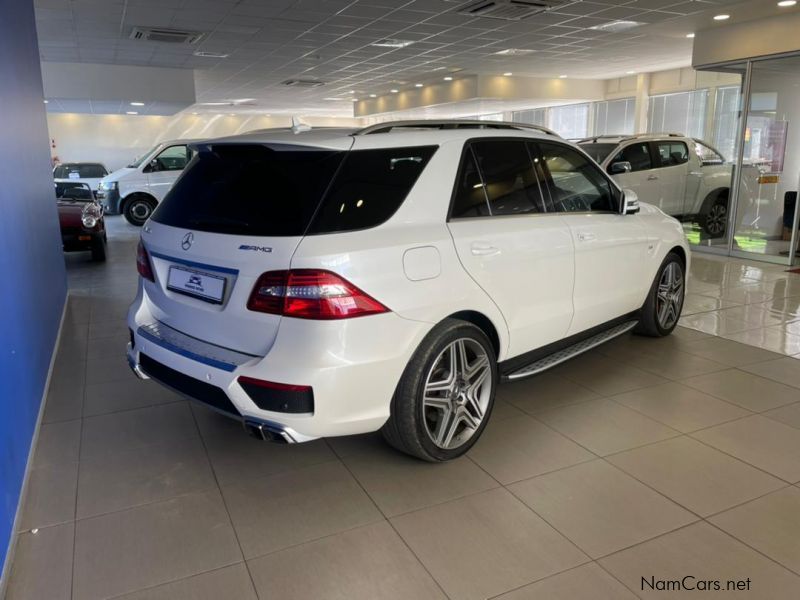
[458,0,558,21]
[130,26,205,44]
[281,79,326,88]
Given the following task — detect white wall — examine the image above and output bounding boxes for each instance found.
[47,113,364,172]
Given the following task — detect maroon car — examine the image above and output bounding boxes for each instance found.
[56,182,107,262]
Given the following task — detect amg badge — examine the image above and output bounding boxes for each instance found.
[239,245,273,253]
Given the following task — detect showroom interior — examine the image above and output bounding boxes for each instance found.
[3,0,800,598]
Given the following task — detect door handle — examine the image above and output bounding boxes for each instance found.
[470,242,500,256]
[647,175,659,181]
[577,232,597,242]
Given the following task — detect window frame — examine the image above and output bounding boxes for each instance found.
[607,141,657,174]
[652,140,690,168]
[533,140,623,215]
[145,144,192,173]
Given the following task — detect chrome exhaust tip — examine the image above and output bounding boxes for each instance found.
[243,419,294,444]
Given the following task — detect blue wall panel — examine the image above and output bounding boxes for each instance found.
[0,0,68,575]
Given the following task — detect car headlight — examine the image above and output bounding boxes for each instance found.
[82,215,98,228]
[100,181,118,191]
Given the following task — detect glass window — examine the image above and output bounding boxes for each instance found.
[655,141,689,167]
[152,145,192,171]
[55,182,93,201]
[611,142,652,172]
[648,90,708,138]
[309,146,437,234]
[538,141,617,213]
[54,163,107,178]
[548,103,590,139]
[512,108,547,127]
[711,86,740,162]
[470,141,545,216]
[451,149,491,219]
[152,144,345,236]
[592,98,635,136]
[579,143,619,164]
[694,141,725,165]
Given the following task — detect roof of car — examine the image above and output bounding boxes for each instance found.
[195,120,563,150]
[577,132,688,144]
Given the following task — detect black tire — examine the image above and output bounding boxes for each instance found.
[635,252,685,337]
[124,195,156,226]
[90,238,106,262]
[382,319,498,462]
[701,193,728,238]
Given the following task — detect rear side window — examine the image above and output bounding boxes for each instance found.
[470,141,545,215]
[451,148,491,218]
[308,146,437,234]
[655,141,689,167]
[610,143,652,172]
[151,144,345,236]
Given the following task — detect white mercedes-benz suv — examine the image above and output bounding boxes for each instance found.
[127,120,689,462]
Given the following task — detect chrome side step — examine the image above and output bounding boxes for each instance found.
[506,321,638,381]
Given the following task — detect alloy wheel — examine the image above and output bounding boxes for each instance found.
[422,338,492,450]
[129,200,152,223]
[656,262,684,330]
[706,202,727,237]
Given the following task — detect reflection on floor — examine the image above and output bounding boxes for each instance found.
[4,216,800,599]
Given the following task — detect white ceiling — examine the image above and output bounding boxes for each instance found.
[34,0,793,117]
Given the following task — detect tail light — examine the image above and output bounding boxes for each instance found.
[247,269,389,319]
[136,240,155,282]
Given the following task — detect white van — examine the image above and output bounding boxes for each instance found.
[97,139,195,226]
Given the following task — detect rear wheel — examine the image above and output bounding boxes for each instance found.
[635,252,685,337]
[124,195,156,226]
[382,319,497,462]
[702,194,728,238]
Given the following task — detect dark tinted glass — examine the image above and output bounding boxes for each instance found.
[152,145,192,171]
[580,143,618,164]
[54,163,107,178]
[451,148,491,218]
[471,141,545,215]
[611,142,652,172]
[538,141,617,213]
[55,182,93,201]
[308,146,436,234]
[656,141,689,166]
[151,144,345,236]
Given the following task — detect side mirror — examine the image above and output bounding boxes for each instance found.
[610,161,632,175]
[621,189,640,215]
[144,159,159,173]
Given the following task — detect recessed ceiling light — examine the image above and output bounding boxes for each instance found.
[713,14,730,20]
[589,20,643,33]
[369,94,377,98]
[191,112,198,115]
[323,97,345,101]
[126,111,138,115]
[443,76,453,81]
[627,70,636,74]
[371,39,415,48]
[130,101,145,106]
[494,48,535,56]
[559,74,568,78]
[352,98,359,102]
[503,72,513,76]
[415,83,423,88]
[686,33,696,38]
[193,50,229,58]
[390,89,399,93]
[778,0,796,6]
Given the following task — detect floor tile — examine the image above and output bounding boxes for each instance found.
[73,490,242,600]
[86,333,131,361]
[19,462,78,531]
[32,419,81,468]
[692,415,800,483]
[497,372,601,414]
[553,354,669,396]
[491,397,526,421]
[493,562,638,600]
[673,325,713,341]
[83,378,182,417]
[607,437,785,516]
[600,522,800,599]
[3,523,74,600]
[725,328,800,356]
[77,435,217,518]
[391,488,588,600]
[222,460,383,558]
[609,382,749,433]
[80,402,197,460]
[468,415,595,484]
[681,336,785,366]
[509,460,696,558]
[115,564,258,600]
[84,354,137,385]
[710,487,800,573]
[341,436,498,516]
[679,312,756,336]
[326,432,383,459]
[88,318,132,340]
[619,349,728,380]
[763,402,800,429]
[247,522,446,600]
[43,369,85,424]
[681,369,800,412]
[536,399,679,456]
[742,357,800,389]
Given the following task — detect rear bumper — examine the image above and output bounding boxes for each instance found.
[126,289,430,441]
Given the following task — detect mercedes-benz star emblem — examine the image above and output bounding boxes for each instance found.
[181,232,194,251]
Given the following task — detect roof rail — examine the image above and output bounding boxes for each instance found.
[578,132,686,144]
[353,119,560,137]
[576,134,629,143]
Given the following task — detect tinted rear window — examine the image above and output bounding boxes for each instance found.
[152,144,437,236]
[54,164,107,178]
[55,182,93,201]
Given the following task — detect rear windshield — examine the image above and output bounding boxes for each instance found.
[151,143,437,236]
[578,143,618,164]
[55,182,93,201]
[54,163,107,178]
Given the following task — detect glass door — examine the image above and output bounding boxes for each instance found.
[731,56,800,264]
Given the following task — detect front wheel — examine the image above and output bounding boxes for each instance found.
[382,319,497,462]
[124,196,156,226]
[635,252,685,337]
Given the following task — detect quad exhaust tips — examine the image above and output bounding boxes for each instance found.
[244,419,295,444]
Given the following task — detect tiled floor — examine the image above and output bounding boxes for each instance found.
[4,218,800,599]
